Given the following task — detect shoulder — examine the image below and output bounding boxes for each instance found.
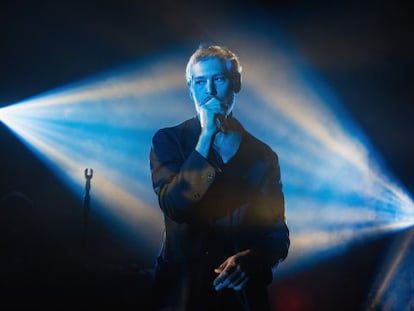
[240,127,279,164]
[152,117,197,144]
[230,116,279,164]
[251,137,279,171]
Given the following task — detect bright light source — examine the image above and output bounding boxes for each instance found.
[0,51,192,262]
[1,26,413,270]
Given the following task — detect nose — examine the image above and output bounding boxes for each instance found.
[206,79,217,95]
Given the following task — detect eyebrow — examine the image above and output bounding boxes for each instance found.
[193,73,227,79]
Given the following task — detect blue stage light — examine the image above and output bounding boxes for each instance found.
[365,227,414,309]
[1,26,413,272]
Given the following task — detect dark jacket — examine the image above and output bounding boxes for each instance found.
[149,116,289,310]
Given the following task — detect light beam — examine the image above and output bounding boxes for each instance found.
[1,25,413,272]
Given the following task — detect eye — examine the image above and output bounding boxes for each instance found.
[194,79,206,85]
[214,76,226,82]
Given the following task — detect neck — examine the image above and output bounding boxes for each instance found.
[213,130,242,164]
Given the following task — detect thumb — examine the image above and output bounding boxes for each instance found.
[214,262,226,274]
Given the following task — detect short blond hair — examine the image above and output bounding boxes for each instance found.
[185,44,242,86]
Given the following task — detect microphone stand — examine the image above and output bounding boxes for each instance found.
[83,168,93,251]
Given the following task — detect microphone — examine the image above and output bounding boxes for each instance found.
[215,114,227,134]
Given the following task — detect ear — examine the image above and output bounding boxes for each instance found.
[232,72,241,93]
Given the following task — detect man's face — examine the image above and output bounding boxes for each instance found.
[189,57,235,118]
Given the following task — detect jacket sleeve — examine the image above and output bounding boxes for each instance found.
[246,151,290,269]
[149,128,217,223]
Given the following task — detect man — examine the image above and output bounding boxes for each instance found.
[149,45,290,310]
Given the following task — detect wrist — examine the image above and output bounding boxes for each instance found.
[195,131,215,158]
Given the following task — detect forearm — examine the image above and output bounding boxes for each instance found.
[152,150,216,223]
[249,220,290,265]
[195,129,215,158]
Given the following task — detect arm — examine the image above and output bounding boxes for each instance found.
[150,128,217,223]
[247,152,290,267]
[213,151,290,290]
[150,96,225,223]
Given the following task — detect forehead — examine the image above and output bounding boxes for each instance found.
[191,57,229,78]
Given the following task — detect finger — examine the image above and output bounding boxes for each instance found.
[213,266,238,290]
[228,270,247,288]
[213,272,227,289]
[214,262,236,278]
[221,268,245,289]
[203,96,221,106]
[232,276,249,291]
[213,261,227,277]
[226,268,244,284]
[213,269,230,289]
[203,98,224,113]
[200,104,223,122]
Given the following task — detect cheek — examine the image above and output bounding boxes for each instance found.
[225,91,235,106]
[191,88,204,102]
[220,83,234,97]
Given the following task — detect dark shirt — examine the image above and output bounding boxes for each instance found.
[149,116,289,310]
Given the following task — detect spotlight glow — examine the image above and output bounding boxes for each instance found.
[1,27,413,271]
[0,51,194,262]
[231,34,414,275]
[365,228,414,310]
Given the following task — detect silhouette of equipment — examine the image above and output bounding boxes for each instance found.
[83,168,93,247]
